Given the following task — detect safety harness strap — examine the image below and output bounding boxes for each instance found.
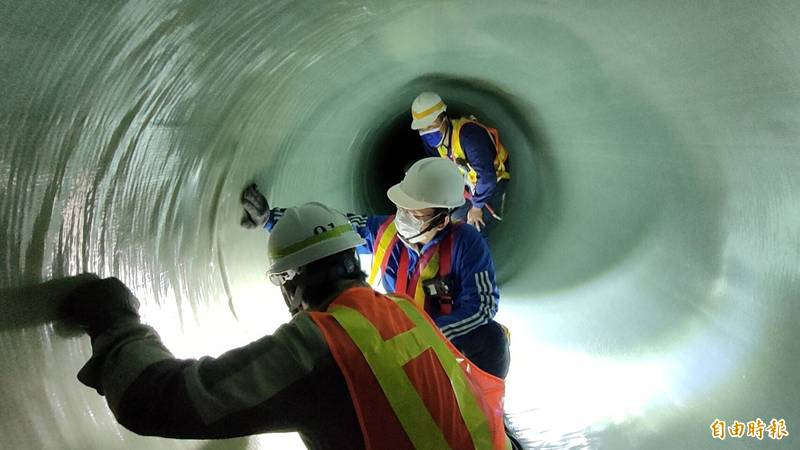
[408,247,439,309]
[378,224,455,312]
[439,230,453,277]
[395,249,410,297]
[439,118,511,187]
[369,217,398,285]
[370,215,458,314]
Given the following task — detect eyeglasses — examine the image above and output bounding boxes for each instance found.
[398,207,439,222]
[267,268,301,286]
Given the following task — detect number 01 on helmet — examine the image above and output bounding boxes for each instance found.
[267,202,365,275]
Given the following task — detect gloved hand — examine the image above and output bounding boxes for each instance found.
[63,277,141,339]
[241,183,270,228]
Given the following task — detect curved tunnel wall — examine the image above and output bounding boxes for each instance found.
[1,1,799,448]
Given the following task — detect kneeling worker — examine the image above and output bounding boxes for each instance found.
[65,202,513,449]
[411,92,511,234]
[243,158,511,379]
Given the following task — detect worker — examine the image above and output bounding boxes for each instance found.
[242,157,511,379]
[410,91,511,235]
[64,202,516,449]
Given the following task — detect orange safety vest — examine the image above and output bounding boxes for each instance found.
[368,216,455,314]
[437,117,511,190]
[309,287,510,450]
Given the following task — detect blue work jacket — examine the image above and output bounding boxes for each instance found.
[267,209,500,342]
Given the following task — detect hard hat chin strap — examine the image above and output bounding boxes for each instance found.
[399,210,449,244]
[280,252,362,314]
[281,283,305,316]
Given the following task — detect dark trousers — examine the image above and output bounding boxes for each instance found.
[451,320,510,379]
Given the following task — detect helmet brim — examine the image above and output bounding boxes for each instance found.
[267,233,365,274]
[411,115,437,130]
[386,183,464,210]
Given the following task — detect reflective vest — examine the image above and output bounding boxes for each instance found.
[437,117,511,190]
[309,287,510,450]
[368,216,454,314]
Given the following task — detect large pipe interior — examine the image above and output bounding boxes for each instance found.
[1,1,798,449]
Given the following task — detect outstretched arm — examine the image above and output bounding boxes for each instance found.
[65,278,335,439]
[459,124,498,209]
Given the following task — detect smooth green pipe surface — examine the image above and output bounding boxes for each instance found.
[1,1,798,449]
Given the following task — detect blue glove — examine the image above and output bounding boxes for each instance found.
[63,277,141,339]
[241,183,270,228]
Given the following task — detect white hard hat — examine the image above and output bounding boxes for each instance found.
[267,202,365,274]
[410,92,447,130]
[387,157,466,209]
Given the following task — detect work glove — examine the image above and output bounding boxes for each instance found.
[241,183,270,228]
[63,277,141,340]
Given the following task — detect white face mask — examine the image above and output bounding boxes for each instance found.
[394,208,443,244]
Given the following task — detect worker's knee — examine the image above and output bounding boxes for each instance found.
[453,321,510,378]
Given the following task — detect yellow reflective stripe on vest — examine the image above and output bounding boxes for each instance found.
[368,220,397,285]
[440,118,510,187]
[412,251,440,307]
[328,296,495,450]
[393,299,494,450]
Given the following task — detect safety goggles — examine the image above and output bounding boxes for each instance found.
[397,207,443,223]
[267,268,302,286]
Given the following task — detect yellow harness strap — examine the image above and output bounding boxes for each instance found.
[411,250,440,308]
[369,220,397,285]
[369,221,446,310]
[438,117,511,187]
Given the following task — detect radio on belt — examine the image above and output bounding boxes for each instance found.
[422,276,455,315]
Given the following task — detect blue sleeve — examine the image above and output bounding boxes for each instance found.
[73,279,336,439]
[264,207,286,231]
[459,123,498,208]
[434,225,499,340]
[420,136,438,157]
[346,213,389,255]
[265,207,385,256]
